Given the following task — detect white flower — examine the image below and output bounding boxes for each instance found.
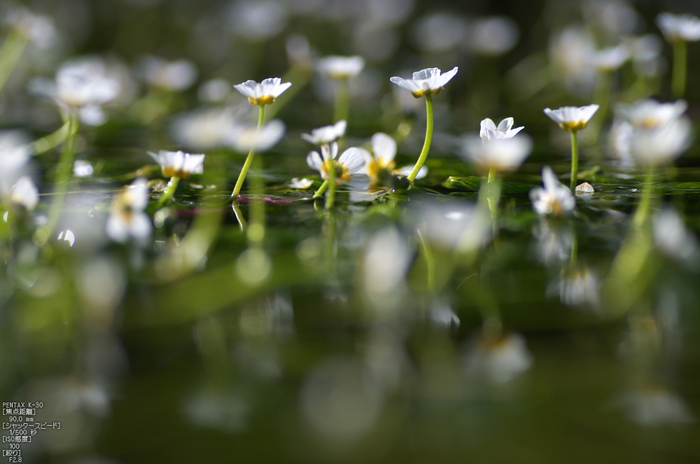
[629,117,692,167]
[618,99,687,130]
[2,5,57,49]
[367,132,396,184]
[390,66,458,98]
[657,13,700,43]
[462,333,533,385]
[136,56,198,92]
[288,178,314,189]
[306,143,372,190]
[460,133,533,174]
[549,27,597,93]
[9,176,39,211]
[529,166,575,216]
[31,57,121,126]
[148,150,205,179]
[233,77,291,106]
[468,16,519,56]
[106,178,152,243]
[226,119,286,153]
[479,117,524,142]
[170,108,238,150]
[411,13,468,53]
[317,56,365,80]
[301,120,347,146]
[0,143,31,197]
[544,104,599,131]
[594,44,629,72]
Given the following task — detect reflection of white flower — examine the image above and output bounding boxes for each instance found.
[653,207,696,261]
[479,117,524,142]
[617,386,695,427]
[395,164,427,179]
[549,267,600,307]
[306,143,372,190]
[288,178,313,189]
[233,77,291,106]
[657,13,700,43]
[460,132,533,174]
[301,120,346,146]
[106,178,152,243]
[226,119,286,153]
[529,166,575,217]
[463,333,533,385]
[544,104,599,132]
[413,201,491,253]
[390,67,458,98]
[9,176,39,211]
[317,55,365,80]
[148,150,205,179]
[533,220,573,266]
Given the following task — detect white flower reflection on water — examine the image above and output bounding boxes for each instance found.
[300,358,384,443]
[462,333,533,385]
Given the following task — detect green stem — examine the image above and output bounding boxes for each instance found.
[408,94,434,182]
[231,105,266,198]
[326,154,337,210]
[0,31,28,95]
[31,119,72,155]
[313,179,329,199]
[231,201,247,231]
[570,130,579,192]
[334,78,349,123]
[632,165,655,229]
[417,229,436,295]
[569,232,578,269]
[247,106,267,246]
[155,176,180,209]
[34,115,79,246]
[672,41,687,99]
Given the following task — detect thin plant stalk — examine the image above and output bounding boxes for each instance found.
[31,119,72,155]
[326,155,337,210]
[485,168,501,215]
[34,115,79,246]
[231,105,266,199]
[672,41,687,98]
[334,78,349,123]
[408,93,434,182]
[155,176,180,209]
[313,179,329,199]
[632,165,655,228]
[0,31,28,95]
[248,152,266,246]
[416,229,436,295]
[570,130,579,192]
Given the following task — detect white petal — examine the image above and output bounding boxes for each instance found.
[371,133,396,165]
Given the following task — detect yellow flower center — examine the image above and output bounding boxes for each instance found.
[411,87,442,98]
[559,121,588,132]
[249,95,276,106]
